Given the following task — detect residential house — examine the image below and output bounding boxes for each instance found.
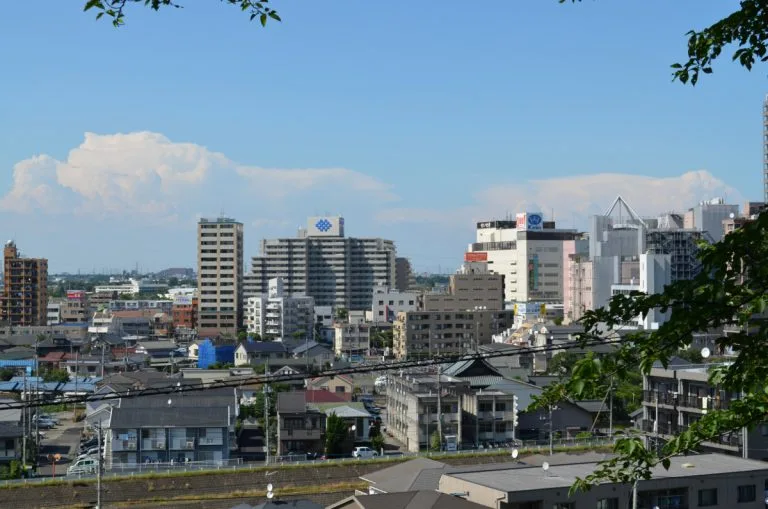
[100,389,237,468]
[231,501,323,509]
[196,339,236,369]
[0,398,22,464]
[292,341,333,366]
[276,392,327,456]
[276,391,372,456]
[307,375,354,398]
[135,341,179,367]
[234,342,289,367]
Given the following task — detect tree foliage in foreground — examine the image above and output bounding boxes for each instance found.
[533,212,768,494]
[82,1,768,85]
[83,0,280,27]
[564,0,768,84]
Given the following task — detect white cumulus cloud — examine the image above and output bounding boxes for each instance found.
[1,131,396,220]
[376,170,742,229]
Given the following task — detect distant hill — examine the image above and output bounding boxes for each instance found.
[155,267,195,279]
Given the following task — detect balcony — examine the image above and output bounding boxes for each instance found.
[112,439,138,452]
[280,427,322,440]
[141,439,166,450]
[170,439,195,450]
[198,437,223,446]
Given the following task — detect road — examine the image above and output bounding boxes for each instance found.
[36,411,82,477]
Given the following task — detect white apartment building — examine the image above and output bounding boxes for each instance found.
[243,217,397,311]
[245,277,314,340]
[333,321,370,357]
[466,214,579,304]
[197,217,244,338]
[371,285,418,322]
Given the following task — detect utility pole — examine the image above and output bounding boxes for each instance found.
[101,343,105,378]
[264,359,270,466]
[548,405,554,456]
[96,425,103,509]
[608,376,614,438]
[632,479,638,509]
[22,371,27,468]
[436,365,443,451]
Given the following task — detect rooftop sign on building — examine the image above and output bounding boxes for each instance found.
[307,216,344,237]
[516,212,544,231]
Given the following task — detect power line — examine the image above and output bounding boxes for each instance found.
[2,335,625,411]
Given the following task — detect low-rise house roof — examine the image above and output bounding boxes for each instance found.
[241,342,289,354]
[329,491,487,509]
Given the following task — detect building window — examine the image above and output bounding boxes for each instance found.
[553,503,574,509]
[596,499,618,509]
[737,484,756,503]
[698,488,718,506]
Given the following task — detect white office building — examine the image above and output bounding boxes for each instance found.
[371,285,418,322]
[244,217,396,311]
[466,213,580,304]
[245,278,314,340]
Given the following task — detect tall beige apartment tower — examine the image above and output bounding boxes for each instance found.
[1,241,48,326]
[197,217,244,339]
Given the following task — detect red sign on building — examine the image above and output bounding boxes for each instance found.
[464,252,488,262]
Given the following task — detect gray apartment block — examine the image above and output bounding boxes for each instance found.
[641,357,768,461]
[439,453,768,509]
[103,391,237,468]
[420,272,505,312]
[393,309,514,359]
[244,217,396,311]
[197,217,244,338]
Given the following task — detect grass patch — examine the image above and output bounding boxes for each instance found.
[108,481,367,507]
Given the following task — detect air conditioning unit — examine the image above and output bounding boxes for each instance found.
[184,441,194,450]
[151,440,165,449]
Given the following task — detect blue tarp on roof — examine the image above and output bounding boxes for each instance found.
[0,360,36,370]
[57,382,96,393]
[0,382,19,391]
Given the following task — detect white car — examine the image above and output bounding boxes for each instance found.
[352,446,378,459]
[67,457,99,476]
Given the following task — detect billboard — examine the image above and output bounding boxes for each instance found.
[173,295,194,306]
[526,212,544,231]
[308,216,344,237]
[66,290,85,300]
[464,252,488,262]
[516,213,527,230]
[528,254,539,292]
[516,212,544,231]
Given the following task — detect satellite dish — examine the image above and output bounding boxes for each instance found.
[542,462,550,471]
[167,399,172,406]
[267,483,273,492]
[729,212,735,219]
[701,347,711,359]
[511,449,519,459]
[267,492,274,499]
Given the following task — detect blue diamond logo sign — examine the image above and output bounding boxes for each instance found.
[315,219,333,232]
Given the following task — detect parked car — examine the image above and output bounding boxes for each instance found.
[352,446,378,459]
[67,457,99,476]
[35,419,55,429]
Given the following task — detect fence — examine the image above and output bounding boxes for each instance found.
[0,436,615,486]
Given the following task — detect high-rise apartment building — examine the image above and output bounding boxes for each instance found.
[465,213,579,304]
[0,241,48,326]
[197,217,244,338]
[244,217,396,311]
[394,257,416,291]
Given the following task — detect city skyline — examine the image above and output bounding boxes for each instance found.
[0,1,764,273]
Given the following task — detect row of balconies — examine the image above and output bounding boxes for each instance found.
[642,390,731,411]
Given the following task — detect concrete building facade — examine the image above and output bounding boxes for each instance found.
[466,216,579,305]
[371,285,418,322]
[393,309,514,359]
[244,277,314,340]
[0,241,48,326]
[244,217,397,311]
[197,217,244,338]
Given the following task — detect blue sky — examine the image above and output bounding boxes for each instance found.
[0,0,764,273]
